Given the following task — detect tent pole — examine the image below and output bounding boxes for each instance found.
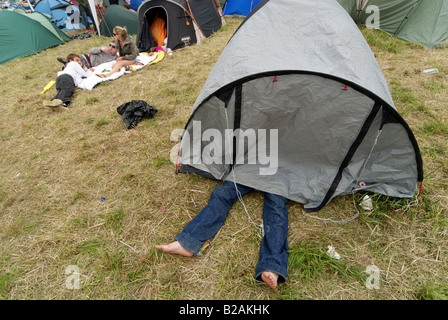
[26,0,34,11]
[356,0,369,23]
[88,0,101,35]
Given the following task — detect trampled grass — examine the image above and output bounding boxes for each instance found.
[0,19,447,300]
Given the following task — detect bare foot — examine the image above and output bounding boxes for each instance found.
[155,241,194,257]
[261,271,279,289]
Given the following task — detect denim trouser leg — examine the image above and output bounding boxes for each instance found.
[255,193,289,284]
[175,181,254,254]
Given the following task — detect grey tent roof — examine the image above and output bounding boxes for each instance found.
[178,0,423,212]
[194,0,395,113]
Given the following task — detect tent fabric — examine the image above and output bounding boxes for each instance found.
[0,10,71,65]
[99,5,138,36]
[187,0,225,38]
[338,0,448,49]
[102,0,127,6]
[16,9,72,42]
[222,0,262,16]
[34,0,86,31]
[177,0,423,212]
[136,0,224,52]
[87,0,101,36]
[130,0,144,10]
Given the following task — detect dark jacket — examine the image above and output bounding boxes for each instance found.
[115,35,139,61]
[117,100,158,129]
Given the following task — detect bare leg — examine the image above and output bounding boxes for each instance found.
[261,271,279,289]
[100,60,134,78]
[155,241,194,257]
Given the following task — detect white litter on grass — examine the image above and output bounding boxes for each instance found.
[360,195,373,211]
[327,246,341,260]
[423,68,439,75]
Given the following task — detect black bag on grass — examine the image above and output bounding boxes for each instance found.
[117,100,158,129]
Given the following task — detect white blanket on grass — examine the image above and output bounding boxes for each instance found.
[78,53,158,90]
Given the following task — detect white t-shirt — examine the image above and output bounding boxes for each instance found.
[58,61,94,87]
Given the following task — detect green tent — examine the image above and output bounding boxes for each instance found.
[0,10,71,65]
[338,0,448,49]
[99,5,139,37]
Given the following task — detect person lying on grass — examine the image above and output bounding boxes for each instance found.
[43,53,101,109]
[156,181,290,289]
[98,26,143,78]
[57,41,120,70]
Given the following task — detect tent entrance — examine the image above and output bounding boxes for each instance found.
[145,7,168,47]
[179,72,421,210]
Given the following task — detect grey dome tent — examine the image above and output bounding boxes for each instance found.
[338,0,448,49]
[136,0,225,52]
[176,0,423,213]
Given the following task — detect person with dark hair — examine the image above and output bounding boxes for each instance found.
[56,41,119,69]
[81,41,119,68]
[43,53,100,109]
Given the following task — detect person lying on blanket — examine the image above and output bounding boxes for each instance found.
[43,53,102,109]
[82,42,119,69]
[57,41,118,70]
[57,42,120,70]
[98,26,143,78]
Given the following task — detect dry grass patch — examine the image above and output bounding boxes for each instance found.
[0,20,447,300]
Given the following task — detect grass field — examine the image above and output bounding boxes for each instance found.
[0,17,447,300]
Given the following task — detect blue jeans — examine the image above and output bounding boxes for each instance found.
[175,181,289,284]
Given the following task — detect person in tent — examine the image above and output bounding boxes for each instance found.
[156,181,290,289]
[43,53,101,109]
[98,26,141,78]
